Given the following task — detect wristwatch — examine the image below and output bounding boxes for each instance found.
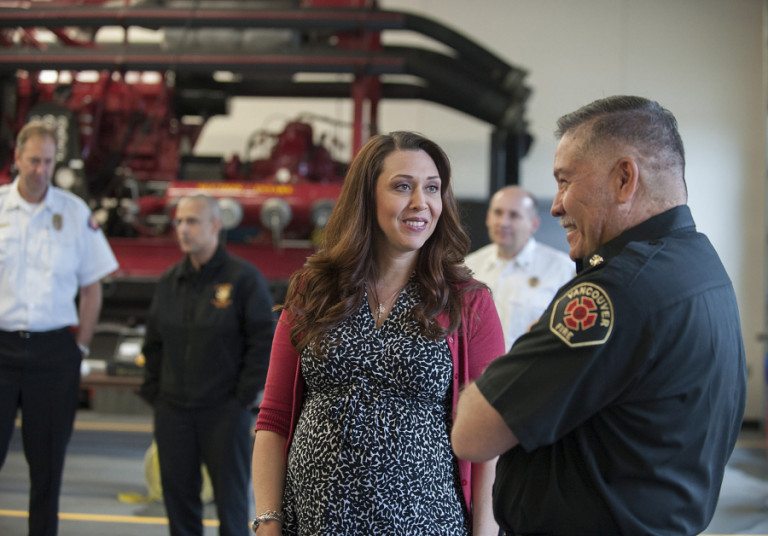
[250,510,284,533]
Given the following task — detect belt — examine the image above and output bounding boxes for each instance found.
[0,328,69,339]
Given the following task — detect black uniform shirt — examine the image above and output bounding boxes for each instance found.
[141,245,275,409]
[476,206,747,535]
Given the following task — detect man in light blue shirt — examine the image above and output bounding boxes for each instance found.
[0,120,118,536]
[465,186,574,350]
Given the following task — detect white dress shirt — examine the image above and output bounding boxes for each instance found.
[465,238,575,350]
[0,180,118,331]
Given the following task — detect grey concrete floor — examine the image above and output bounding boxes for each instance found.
[0,410,766,535]
[703,431,768,535]
[0,411,222,536]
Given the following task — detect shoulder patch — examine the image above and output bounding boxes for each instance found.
[549,282,613,347]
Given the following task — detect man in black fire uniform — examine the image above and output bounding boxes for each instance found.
[452,96,746,535]
[141,194,275,536]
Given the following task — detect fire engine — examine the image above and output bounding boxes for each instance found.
[0,0,531,329]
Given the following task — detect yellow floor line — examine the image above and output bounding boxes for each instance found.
[0,509,219,527]
[72,421,153,433]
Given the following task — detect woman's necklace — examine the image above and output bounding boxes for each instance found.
[370,283,404,325]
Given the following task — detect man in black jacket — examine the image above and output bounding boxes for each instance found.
[452,96,746,535]
[141,194,275,536]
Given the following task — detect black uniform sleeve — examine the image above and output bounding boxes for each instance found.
[234,267,276,408]
[140,288,164,405]
[476,276,648,451]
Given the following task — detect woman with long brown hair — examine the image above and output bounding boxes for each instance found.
[251,131,503,535]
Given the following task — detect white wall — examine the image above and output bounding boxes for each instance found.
[197,0,767,420]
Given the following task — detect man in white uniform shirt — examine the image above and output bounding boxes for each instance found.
[465,186,574,350]
[0,120,118,536]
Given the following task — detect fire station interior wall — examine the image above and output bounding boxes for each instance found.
[194,0,767,421]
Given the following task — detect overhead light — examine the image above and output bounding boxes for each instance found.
[75,71,100,83]
[213,71,242,83]
[293,72,354,83]
[141,72,162,84]
[38,70,58,83]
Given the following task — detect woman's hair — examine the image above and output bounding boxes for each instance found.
[283,130,477,350]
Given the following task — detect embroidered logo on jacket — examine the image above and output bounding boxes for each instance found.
[549,282,613,347]
[212,283,233,309]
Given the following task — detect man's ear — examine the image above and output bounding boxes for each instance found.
[530,213,541,234]
[615,157,639,204]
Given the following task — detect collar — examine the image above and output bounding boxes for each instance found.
[580,205,695,270]
[5,179,58,214]
[489,238,536,269]
[510,238,536,268]
[177,244,227,280]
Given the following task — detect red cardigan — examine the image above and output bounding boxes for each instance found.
[255,284,504,513]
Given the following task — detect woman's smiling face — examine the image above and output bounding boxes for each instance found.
[374,149,443,259]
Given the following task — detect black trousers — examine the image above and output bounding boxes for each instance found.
[0,328,81,536]
[154,398,252,536]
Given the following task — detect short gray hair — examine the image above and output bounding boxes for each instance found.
[180,194,221,222]
[556,95,685,180]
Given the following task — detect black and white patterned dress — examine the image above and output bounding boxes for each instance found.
[282,283,469,535]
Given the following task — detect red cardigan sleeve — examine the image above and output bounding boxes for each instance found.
[452,284,505,513]
[255,310,299,437]
[467,286,505,379]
